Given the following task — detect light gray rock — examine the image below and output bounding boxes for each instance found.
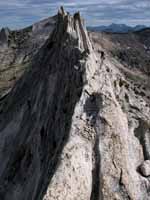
[140,160,150,177]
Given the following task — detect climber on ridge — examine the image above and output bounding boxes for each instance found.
[100,51,105,60]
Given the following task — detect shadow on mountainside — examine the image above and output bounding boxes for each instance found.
[0,11,85,200]
[84,93,103,200]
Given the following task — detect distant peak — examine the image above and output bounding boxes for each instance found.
[0,27,10,45]
[0,27,10,33]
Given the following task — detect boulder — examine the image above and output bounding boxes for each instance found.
[140,160,150,177]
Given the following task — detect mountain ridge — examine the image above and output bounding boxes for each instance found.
[0,8,150,200]
[88,23,148,33]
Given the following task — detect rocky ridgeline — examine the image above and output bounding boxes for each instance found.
[91,30,150,75]
[0,15,56,98]
[0,7,150,200]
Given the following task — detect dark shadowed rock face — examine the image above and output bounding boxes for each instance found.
[0,8,90,200]
[0,8,150,200]
[0,28,10,45]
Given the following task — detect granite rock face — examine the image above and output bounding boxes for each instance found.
[91,30,150,75]
[140,160,150,177]
[0,16,56,98]
[0,8,150,200]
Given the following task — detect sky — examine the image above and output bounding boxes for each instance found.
[0,0,150,29]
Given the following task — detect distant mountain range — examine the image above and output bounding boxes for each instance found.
[87,23,148,33]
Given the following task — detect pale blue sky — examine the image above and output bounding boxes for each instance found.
[0,0,150,29]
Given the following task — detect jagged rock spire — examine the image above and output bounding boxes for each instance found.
[49,7,92,53]
[0,27,10,45]
[0,8,95,200]
[58,6,66,16]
